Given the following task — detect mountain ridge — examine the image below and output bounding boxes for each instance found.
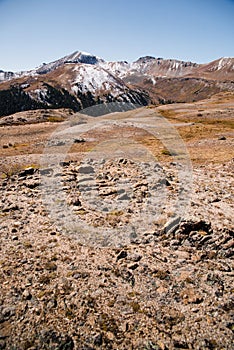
[0,51,233,118]
[1,51,234,81]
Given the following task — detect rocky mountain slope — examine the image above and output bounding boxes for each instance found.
[0,51,234,117]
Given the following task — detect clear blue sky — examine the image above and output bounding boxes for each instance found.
[0,0,234,72]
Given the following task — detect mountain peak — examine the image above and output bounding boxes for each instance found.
[34,50,105,75]
[135,56,156,63]
[64,51,105,65]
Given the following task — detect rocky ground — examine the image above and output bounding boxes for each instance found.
[0,96,233,349]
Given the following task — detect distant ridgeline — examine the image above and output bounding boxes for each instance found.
[0,52,233,117]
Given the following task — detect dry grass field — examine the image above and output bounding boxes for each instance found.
[1,92,233,174]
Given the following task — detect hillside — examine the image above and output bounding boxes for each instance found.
[0,52,233,118]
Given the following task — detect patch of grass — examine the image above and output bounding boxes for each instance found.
[47,116,65,123]
[0,163,24,178]
[158,109,178,118]
[161,148,178,156]
[0,161,39,179]
[108,210,124,216]
[75,209,87,215]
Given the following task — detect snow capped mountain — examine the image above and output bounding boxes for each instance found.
[100,56,199,80]
[39,62,149,105]
[132,57,199,78]
[0,51,233,118]
[1,51,234,82]
[34,51,105,75]
[101,55,234,80]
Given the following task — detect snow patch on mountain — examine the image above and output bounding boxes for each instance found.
[216,57,234,71]
[0,70,21,82]
[71,65,124,94]
[100,61,131,79]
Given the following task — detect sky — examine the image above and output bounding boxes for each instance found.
[0,0,234,72]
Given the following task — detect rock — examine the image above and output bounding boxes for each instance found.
[118,193,130,201]
[74,138,85,143]
[129,254,142,262]
[18,167,35,177]
[39,168,53,175]
[0,307,16,321]
[78,165,95,174]
[181,288,203,304]
[118,158,128,164]
[68,197,82,206]
[128,263,139,270]
[12,221,22,228]
[163,217,181,234]
[218,136,226,140]
[59,161,71,167]
[78,177,94,184]
[44,262,57,271]
[22,290,32,300]
[0,147,233,349]
[24,180,40,189]
[159,178,171,186]
[116,250,128,261]
[176,220,212,236]
[2,204,19,212]
[0,339,6,349]
[94,333,103,346]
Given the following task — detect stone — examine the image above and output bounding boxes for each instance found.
[39,168,53,175]
[128,263,139,270]
[129,254,142,262]
[18,167,35,177]
[22,290,32,300]
[78,165,95,174]
[74,138,85,143]
[24,180,40,189]
[94,333,103,346]
[68,197,82,206]
[1,307,16,320]
[163,217,181,234]
[118,193,130,201]
[116,250,128,261]
[2,204,19,212]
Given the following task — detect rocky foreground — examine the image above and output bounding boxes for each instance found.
[0,156,233,349]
